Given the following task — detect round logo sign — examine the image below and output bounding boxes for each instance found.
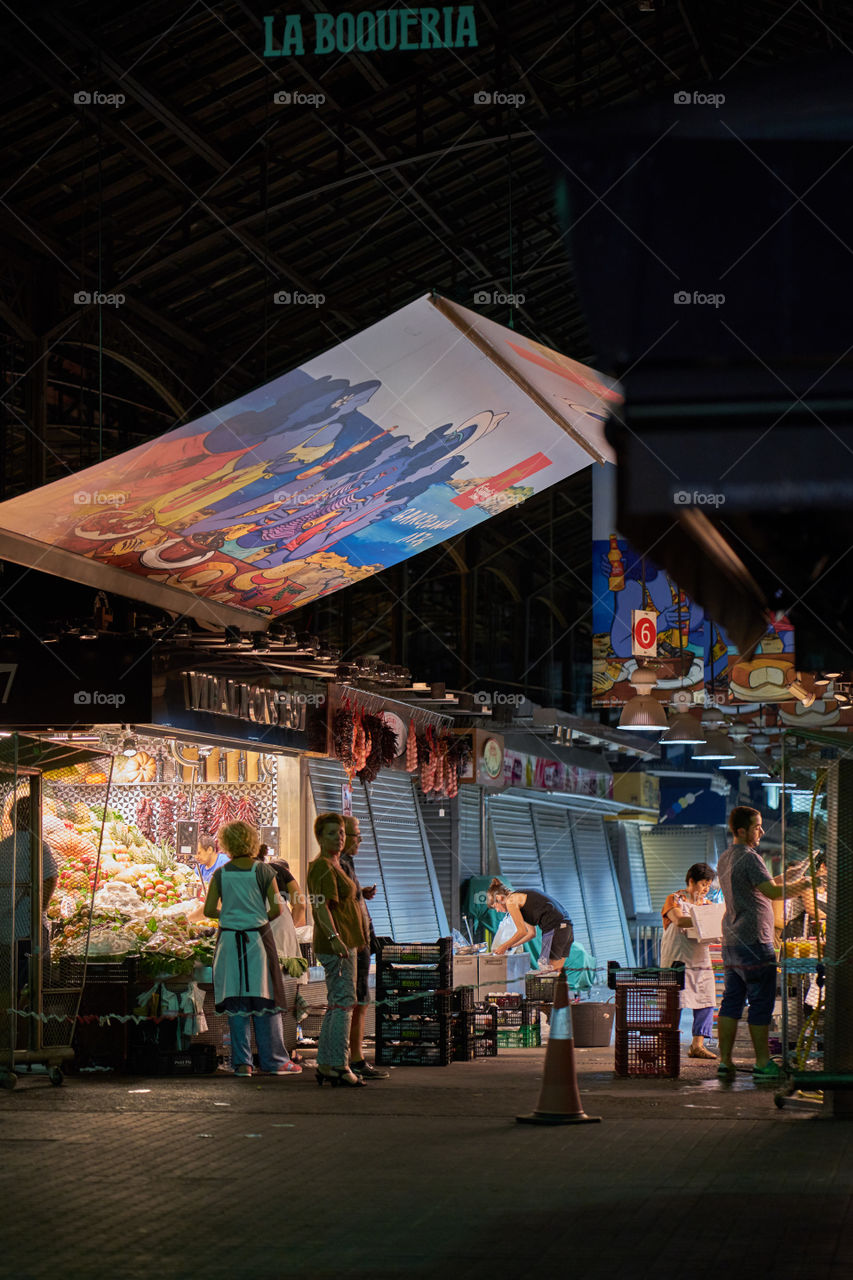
[482,737,504,779]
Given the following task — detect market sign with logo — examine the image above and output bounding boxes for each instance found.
[479,735,505,786]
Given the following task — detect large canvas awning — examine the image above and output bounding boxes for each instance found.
[0,295,621,628]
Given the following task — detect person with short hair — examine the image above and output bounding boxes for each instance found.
[486,879,574,971]
[340,816,388,1080]
[194,831,229,889]
[661,861,718,1060]
[203,820,301,1078]
[307,813,368,1088]
[257,844,307,928]
[716,806,812,1080]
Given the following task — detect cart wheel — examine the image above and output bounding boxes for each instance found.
[49,1068,64,1087]
[774,1091,786,1109]
[1,1073,17,1090]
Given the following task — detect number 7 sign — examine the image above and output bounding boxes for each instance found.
[631,610,657,658]
[0,664,17,704]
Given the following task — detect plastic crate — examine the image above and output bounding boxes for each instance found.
[497,1025,542,1049]
[615,1028,681,1078]
[375,1040,452,1067]
[453,1007,498,1049]
[487,998,538,1028]
[127,1046,196,1076]
[607,962,686,990]
[483,992,524,1009]
[451,986,475,1012]
[377,963,452,994]
[376,1014,452,1044]
[454,1036,499,1061]
[379,990,452,1017]
[376,939,453,965]
[525,973,558,1004]
[615,983,681,1031]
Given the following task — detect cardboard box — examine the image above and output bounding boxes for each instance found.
[687,901,725,943]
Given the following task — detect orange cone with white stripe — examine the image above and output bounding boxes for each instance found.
[516,968,601,1125]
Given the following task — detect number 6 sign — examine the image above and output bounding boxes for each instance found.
[631,610,657,658]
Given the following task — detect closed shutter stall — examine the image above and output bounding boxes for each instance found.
[640,826,720,913]
[617,822,654,916]
[531,805,593,955]
[488,796,543,890]
[366,773,447,941]
[306,759,447,942]
[416,788,456,930]
[306,757,392,938]
[457,785,483,882]
[571,811,632,967]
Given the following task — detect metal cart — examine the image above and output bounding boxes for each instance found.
[0,733,114,1089]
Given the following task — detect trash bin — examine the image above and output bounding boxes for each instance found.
[570,1001,614,1048]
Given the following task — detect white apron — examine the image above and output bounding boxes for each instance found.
[212,863,285,1008]
[660,921,716,1009]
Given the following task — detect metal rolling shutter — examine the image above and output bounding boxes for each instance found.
[365,772,448,942]
[530,804,593,955]
[618,822,654,916]
[457,785,483,882]
[487,796,543,890]
[416,788,456,930]
[571,811,632,967]
[306,757,392,938]
[306,759,449,941]
[640,826,720,913]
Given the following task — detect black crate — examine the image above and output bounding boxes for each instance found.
[451,985,475,1012]
[127,1046,197,1076]
[452,1007,498,1057]
[482,992,524,1009]
[377,962,452,995]
[525,972,558,1003]
[376,1040,452,1067]
[376,1013,452,1044]
[484,998,538,1027]
[607,962,686,990]
[379,990,452,1018]
[191,1043,218,1074]
[454,1036,499,1061]
[376,939,453,966]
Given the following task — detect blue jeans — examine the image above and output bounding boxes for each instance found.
[317,949,356,1069]
[227,999,290,1071]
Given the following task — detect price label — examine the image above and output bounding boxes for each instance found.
[631,609,658,657]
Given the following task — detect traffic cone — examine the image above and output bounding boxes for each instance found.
[516,968,601,1125]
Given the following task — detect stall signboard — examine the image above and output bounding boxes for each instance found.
[504,748,613,799]
[0,295,620,623]
[0,636,152,727]
[612,771,659,811]
[153,652,324,750]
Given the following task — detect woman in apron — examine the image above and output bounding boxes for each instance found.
[660,862,718,1061]
[204,820,302,1077]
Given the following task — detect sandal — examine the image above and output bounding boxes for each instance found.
[688,1046,719,1060]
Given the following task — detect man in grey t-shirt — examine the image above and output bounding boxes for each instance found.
[717,806,811,1081]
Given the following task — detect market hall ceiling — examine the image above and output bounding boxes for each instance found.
[2,1,851,497]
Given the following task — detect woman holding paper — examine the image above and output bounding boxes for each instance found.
[660,862,718,1060]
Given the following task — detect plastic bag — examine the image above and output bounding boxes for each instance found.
[270,892,300,959]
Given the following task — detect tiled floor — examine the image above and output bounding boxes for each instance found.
[0,1045,850,1280]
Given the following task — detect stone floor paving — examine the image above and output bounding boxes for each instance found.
[0,1046,850,1280]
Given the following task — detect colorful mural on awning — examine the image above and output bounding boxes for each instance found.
[0,295,621,621]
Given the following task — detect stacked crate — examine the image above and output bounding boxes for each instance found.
[524,972,558,1023]
[376,940,454,1066]
[486,992,542,1049]
[452,1001,498,1060]
[608,962,684,1078]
